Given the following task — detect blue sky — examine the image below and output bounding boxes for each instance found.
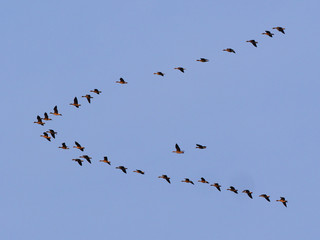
[1,0,320,239]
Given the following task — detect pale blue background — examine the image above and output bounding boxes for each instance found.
[1,1,319,239]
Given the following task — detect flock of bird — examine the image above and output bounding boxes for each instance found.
[34,26,288,208]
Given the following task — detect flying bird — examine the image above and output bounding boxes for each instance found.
[198,177,209,184]
[246,40,258,47]
[70,97,81,108]
[73,141,85,151]
[80,155,92,164]
[116,166,127,174]
[133,169,145,175]
[46,129,57,138]
[210,183,221,191]
[154,72,164,76]
[242,190,253,199]
[40,132,51,141]
[259,194,270,202]
[273,26,285,34]
[50,106,62,116]
[116,78,128,84]
[90,89,102,94]
[34,115,45,126]
[172,143,184,154]
[196,144,206,149]
[276,197,288,207]
[72,158,83,166]
[82,94,93,103]
[196,58,209,62]
[59,142,69,149]
[174,67,185,73]
[99,156,111,165]
[223,48,236,53]
[262,30,274,37]
[181,178,194,185]
[158,175,171,184]
[42,112,52,121]
[227,186,238,194]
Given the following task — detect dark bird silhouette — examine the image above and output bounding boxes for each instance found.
[223,48,236,53]
[246,40,258,47]
[259,194,270,202]
[80,155,92,164]
[172,143,184,154]
[73,141,85,151]
[40,132,51,141]
[262,30,274,37]
[82,94,93,103]
[174,67,185,73]
[90,89,102,95]
[227,186,238,194]
[158,175,171,184]
[196,58,209,62]
[70,97,81,108]
[276,197,288,207]
[46,129,57,138]
[273,26,285,34]
[196,144,206,149]
[242,190,253,199]
[116,78,128,84]
[198,177,209,184]
[210,183,221,191]
[133,169,145,175]
[72,158,83,166]
[99,156,111,165]
[181,178,194,185]
[34,115,45,126]
[116,166,127,174]
[42,112,52,121]
[154,72,165,76]
[59,142,69,149]
[50,106,62,116]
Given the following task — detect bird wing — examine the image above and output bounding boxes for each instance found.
[37,115,42,122]
[54,106,58,113]
[62,143,67,148]
[75,141,81,147]
[175,144,181,152]
[74,97,78,104]
[44,112,49,119]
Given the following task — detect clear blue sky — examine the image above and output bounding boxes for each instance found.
[1,0,320,239]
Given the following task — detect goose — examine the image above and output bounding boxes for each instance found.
[172,143,184,154]
[259,194,270,202]
[59,142,69,149]
[196,144,206,149]
[116,166,127,174]
[42,112,52,121]
[154,72,164,76]
[196,58,209,62]
[242,190,253,199]
[158,175,171,184]
[82,94,93,103]
[210,183,221,191]
[99,156,111,165]
[174,67,185,73]
[40,132,51,141]
[262,30,274,37]
[72,158,83,166]
[46,129,57,138]
[133,169,145,175]
[198,177,209,184]
[227,186,238,194]
[70,97,81,108]
[73,141,85,151]
[276,197,288,207]
[273,26,285,34]
[79,155,92,164]
[181,178,194,185]
[246,40,258,47]
[34,115,45,126]
[50,106,62,116]
[90,89,102,94]
[223,48,236,53]
[116,78,128,84]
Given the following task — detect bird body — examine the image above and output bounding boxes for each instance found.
[211,183,221,191]
[82,94,93,103]
[34,115,45,126]
[42,112,52,121]
[196,58,209,62]
[172,143,184,154]
[40,132,51,141]
[182,178,194,185]
[90,89,101,94]
[70,97,81,108]
[259,194,270,202]
[227,186,238,194]
[246,40,258,47]
[174,67,185,73]
[133,169,145,174]
[154,72,164,76]
[276,197,288,207]
[116,166,127,174]
[196,144,206,149]
[223,48,236,53]
[50,106,62,116]
[116,78,128,84]
[80,155,92,164]
[73,141,85,151]
[72,158,83,166]
[59,142,69,149]
[262,30,274,37]
[46,129,57,138]
[158,175,171,184]
[198,177,209,184]
[273,26,285,34]
[242,190,253,199]
[100,156,111,165]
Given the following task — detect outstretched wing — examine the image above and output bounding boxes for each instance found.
[175,143,181,152]
[74,97,78,104]
[75,141,81,147]
[54,106,58,113]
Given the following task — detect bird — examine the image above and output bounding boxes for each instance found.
[158,175,171,184]
[273,26,285,34]
[90,89,102,94]
[99,156,111,165]
[196,58,209,62]
[79,155,92,164]
[246,40,258,47]
[40,132,51,141]
[50,106,62,116]
[72,158,83,166]
[70,97,81,108]
[59,142,69,149]
[227,186,238,194]
[46,129,57,138]
[242,190,253,199]
[181,178,194,185]
[133,169,145,175]
[172,143,184,154]
[223,48,236,53]
[198,177,209,184]
[196,144,206,149]
[262,30,274,37]
[210,183,221,191]
[42,112,52,121]
[276,197,288,207]
[154,72,164,76]
[259,194,270,202]
[73,141,85,151]
[116,166,127,174]
[174,67,185,73]
[82,94,93,103]
[116,78,128,84]
[34,115,45,126]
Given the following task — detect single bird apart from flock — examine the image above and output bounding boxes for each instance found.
[133,169,145,175]
[46,129,57,138]
[116,78,128,84]
[196,144,206,149]
[196,58,209,62]
[154,72,164,76]
[158,175,171,184]
[172,143,184,154]
[262,30,274,37]
[50,106,62,116]
[198,177,209,184]
[242,190,253,199]
[72,158,83,166]
[59,142,69,149]
[174,67,185,73]
[276,197,288,207]
[116,166,127,174]
[99,156,111,165]
[70,97,81,108]
[42,112,52,121]
[223,48,236,53]
[227,186,238,194]
[90,89,101,95]
[211,183,221,191]
[40,132,51,141]
[273,26,285,34]
[80,155,92,164]
[182,178,194,185]
[259,194,270,202]
[34,115,45,126]
[73,141,85,151]
[82,94,93,103]
[246,40,258,47]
